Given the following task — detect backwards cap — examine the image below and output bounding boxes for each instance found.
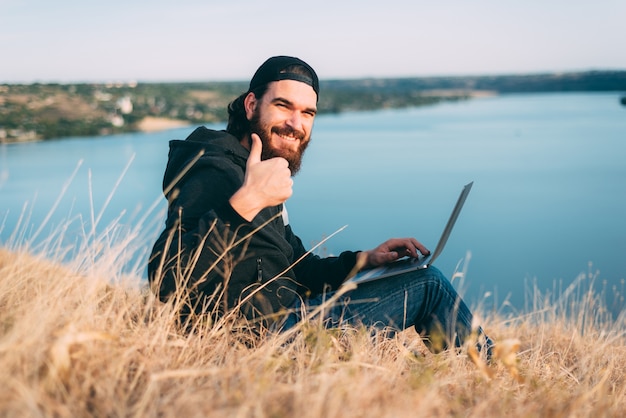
[248,56,319,98]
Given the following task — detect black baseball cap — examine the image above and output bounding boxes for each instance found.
[248,56,319,98]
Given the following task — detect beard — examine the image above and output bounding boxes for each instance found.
[248,112,310,175]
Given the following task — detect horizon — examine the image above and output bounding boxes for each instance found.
[3,67,626,86]
[1,1,625,84]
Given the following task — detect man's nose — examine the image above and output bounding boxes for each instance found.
[286,111,303,130]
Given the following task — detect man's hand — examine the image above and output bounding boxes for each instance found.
[229,134,293,221]
[358,238,430,269]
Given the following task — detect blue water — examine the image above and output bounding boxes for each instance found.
[1,92,625,312]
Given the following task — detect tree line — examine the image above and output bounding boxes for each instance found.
[1,71,625,143]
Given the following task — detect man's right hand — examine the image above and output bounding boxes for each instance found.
[229,133,293,221]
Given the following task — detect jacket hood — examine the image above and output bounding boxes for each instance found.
[162,126,248,195]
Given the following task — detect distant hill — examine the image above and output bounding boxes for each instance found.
[1,71,625,143]
[322,70,626,93]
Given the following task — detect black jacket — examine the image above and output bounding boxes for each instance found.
[148,127,358,323]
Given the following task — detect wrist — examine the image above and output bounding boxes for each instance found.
[229,186,263,222]
[356,251,371,270]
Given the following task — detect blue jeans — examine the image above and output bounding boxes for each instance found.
[280,266,478,353]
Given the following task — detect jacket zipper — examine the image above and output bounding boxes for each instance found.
[256,257,263,282]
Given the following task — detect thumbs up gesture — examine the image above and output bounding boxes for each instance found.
[229,133,293,221]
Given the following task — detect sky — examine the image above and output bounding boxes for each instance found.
[1,0,625,83]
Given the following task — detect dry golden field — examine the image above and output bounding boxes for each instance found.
[1,236,624,417]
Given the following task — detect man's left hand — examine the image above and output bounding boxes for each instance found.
[359,238,430,269]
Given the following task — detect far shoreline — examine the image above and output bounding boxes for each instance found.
[135,116,192,133]
[1,116,194,145]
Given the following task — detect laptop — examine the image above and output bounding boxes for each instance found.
[348,181,473,285]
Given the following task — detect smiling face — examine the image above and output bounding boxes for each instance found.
[244,79,318,174]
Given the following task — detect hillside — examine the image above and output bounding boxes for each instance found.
[1,70,625,143]
[1,244,625,417]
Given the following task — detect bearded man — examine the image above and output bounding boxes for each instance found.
[148,56,493,355]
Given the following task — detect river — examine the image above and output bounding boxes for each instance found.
[1,92,625,313]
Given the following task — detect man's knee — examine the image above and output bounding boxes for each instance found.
[421,266,452,290]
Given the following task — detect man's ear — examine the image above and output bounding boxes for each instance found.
[243,92,257,120]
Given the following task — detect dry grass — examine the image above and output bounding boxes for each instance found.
[1,238,625,418]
